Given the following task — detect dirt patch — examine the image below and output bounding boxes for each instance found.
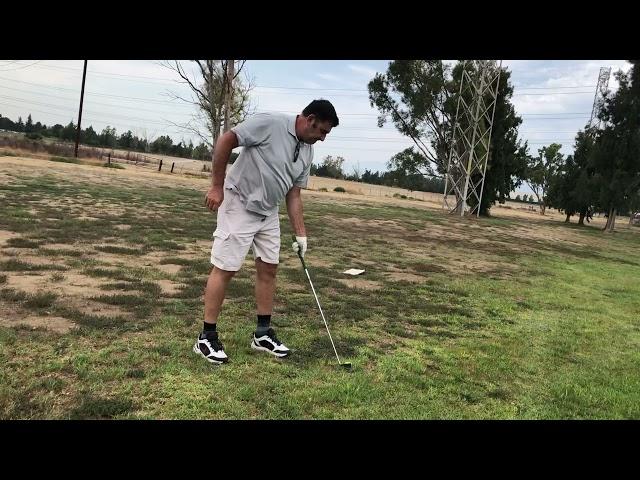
[384,272,428,283]
[59,272,109,296]
[92,251,132,266]
[195,240,212,250]
[5,272,108,297]
[336,278,384,290]
[12,315,77,334]
[156,279,185,295]
[140,251,167,261]
[0,300,77,334]
[64,296,131,318]
[0,230,20,245]
[156,264,183,275]
[114,224,131,231]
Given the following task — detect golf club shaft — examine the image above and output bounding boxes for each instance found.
[303,266,342,365]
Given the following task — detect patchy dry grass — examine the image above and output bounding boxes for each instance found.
[1,157,639,419]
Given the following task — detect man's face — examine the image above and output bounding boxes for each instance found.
[303,115,333,144]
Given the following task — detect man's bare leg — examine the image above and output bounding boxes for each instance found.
[203,266,237,324]
[255,257,277,315]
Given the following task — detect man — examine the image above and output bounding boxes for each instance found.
[193,99,339,365]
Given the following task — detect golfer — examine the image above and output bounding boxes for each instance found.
[193,99,339,364]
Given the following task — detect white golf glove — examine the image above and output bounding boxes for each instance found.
[292,236,308,257]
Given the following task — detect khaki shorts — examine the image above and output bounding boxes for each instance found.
[210,187,280,271]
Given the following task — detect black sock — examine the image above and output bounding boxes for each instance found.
[203,322,217,334]
[256,315,271,335]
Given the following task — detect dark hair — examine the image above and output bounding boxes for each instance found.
[302,99,339,127]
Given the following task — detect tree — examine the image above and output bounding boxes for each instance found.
[591,61,640,232]
[525,143,564,215]
[118,130,135,149]
[368,60,527,216]
[150,135,173,154]
[99,126,117,148]
[82,126,99,146]
[47,124,64,138]
[16,116,24,132]
[61,121,76,141]
[315,155,346,179]
[547,154,579,222]
[162,60,254,150]
[24,114,34,133]
[0,114,16,131]
[361,169,380,185]
[193,142,211,161]
[515,194,521,202]
[568,130,599,225]
[349,161,362,182]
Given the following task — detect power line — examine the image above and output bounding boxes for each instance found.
[0,60,42,72]
[513,91,593,96]
[0,74,596,119]
[0,86,195,116]
[0,76,199,107]
[0,97,172,126]
[7,62,602,95]
[32,63,181,86]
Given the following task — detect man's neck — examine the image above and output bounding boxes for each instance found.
[294,115,304,141]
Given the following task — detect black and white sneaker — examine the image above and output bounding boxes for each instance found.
[193,331,229,364]
[251,328,291,358]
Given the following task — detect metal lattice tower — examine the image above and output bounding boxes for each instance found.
[588,67,611,131]
[443,60,502,217]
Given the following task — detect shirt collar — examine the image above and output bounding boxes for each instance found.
[289,115,300,141]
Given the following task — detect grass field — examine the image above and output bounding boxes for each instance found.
[1,155,639,419]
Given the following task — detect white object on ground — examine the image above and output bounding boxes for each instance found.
[343,268,365,276]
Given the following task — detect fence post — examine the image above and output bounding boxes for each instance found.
[158,159,163,172]
[171,162,175,173]
[108,152,111,165]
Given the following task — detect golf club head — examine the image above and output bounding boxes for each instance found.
[341,362,352,371]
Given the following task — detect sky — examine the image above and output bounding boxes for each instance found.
[0,59,632,196]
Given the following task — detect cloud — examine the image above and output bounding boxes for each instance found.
[301,80,322,89]
[318,73,342,82]
[347,64,378,78]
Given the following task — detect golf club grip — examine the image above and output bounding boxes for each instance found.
[292,234,306,269]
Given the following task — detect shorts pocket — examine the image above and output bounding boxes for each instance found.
[212,228,230,240]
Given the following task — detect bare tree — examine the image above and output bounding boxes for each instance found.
[161,60,254,150]
[351,160,362,181]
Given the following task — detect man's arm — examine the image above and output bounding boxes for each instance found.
[285,186,306,236]
[205,131,239,211]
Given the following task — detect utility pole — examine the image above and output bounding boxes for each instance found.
[74,60,88,158]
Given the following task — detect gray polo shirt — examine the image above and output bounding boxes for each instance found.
[226,113,313,216]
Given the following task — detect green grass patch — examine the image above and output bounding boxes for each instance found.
[0,259,67,271]
[24,292,58,309]
[95,245,144,255]
[5,238,42,249]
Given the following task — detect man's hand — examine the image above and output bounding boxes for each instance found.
[292,236,308,257]
[205,186,224,211]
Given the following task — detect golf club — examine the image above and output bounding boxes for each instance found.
[293,235,352,371]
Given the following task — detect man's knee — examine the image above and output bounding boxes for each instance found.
[211,266,237,281]
[256,257,277,278]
